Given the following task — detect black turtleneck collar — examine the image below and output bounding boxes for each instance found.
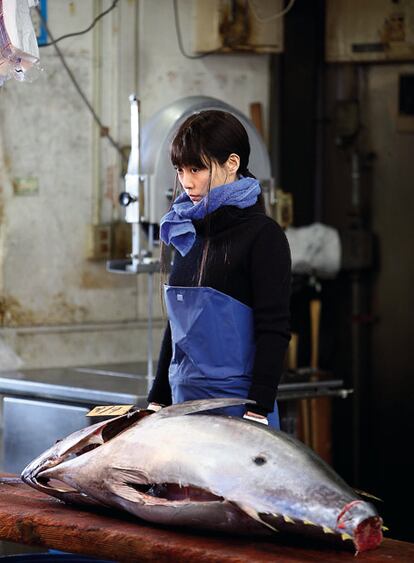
[193,201,266,237]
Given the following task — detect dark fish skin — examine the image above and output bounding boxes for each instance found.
[21,398,383,553]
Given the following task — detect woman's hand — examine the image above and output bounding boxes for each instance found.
[147,402,163,412]
[243,411,269,425]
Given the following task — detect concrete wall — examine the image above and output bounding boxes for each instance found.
[0,0,271,370]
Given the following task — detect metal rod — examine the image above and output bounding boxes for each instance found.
[146,223,155,394]
[147,272,154,394]
[351,151,360,211]
[128,95,140,175]
[128,95,142,270]
[131,223,141,270]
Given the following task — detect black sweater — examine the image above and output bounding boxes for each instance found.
[148,201,291,416]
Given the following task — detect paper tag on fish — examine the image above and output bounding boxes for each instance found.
[87,405,134,417]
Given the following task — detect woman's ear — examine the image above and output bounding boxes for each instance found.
[226,153,240,176]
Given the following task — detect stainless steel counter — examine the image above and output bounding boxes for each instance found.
[0,363,151,407]
[0,363,348,405]
[0,363,350,474]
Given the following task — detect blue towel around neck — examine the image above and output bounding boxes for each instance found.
[160,176,261,256]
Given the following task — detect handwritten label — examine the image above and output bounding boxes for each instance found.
[87,405,134,417]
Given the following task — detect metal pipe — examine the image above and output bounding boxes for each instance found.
[350,271,361,484]
[147,272,154,394]
[351,151,360,212]
[131,223,141,271]
[92,0,103,226]
[126,95,142,271]
[350,65,372,486]
[146,223,155,393]
[127,96,140,178]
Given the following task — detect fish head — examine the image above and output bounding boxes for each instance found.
[21,408,152,505]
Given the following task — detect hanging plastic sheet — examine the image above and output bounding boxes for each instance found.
[0,0,40,85]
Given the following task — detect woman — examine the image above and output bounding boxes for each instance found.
[147,110,291,427]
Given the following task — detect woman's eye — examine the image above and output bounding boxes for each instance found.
[191,168,199,173]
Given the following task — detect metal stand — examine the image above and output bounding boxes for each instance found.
[107,94,160,396]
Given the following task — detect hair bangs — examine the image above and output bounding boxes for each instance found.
[170,123,209,170]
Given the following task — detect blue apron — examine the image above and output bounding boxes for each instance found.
[164,285,280,429]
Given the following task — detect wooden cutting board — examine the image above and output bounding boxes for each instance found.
[0,474,413,562]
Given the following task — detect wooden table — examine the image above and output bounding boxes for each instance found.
[0,475,413,562]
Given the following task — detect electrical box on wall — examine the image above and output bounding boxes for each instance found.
[193,0,284,54]
[326,0,414,63]
[86,223,133,261]
[87,224,112,261]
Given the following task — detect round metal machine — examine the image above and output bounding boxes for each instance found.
[140,95,273,225]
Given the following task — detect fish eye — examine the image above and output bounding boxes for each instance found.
[253,456,267,466]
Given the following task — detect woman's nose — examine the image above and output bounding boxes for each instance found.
[182,172,194,189]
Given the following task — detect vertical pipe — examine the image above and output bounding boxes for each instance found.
[333,65,367,485]
[146,224,154,394]
[351,271,361,484]
[127,96,142,271]
[92,0,103,226]
[350,149,362,485]
[351,152,361,213]
[131,223,141,271]
[147,271,154,393]
[111,0,121,222]
[350,66,372,486]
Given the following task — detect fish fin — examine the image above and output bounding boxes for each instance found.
[112,467,148,484]
[109,481,146,504]
[354,488,383,502]
[108,467,150,505]
[235,503,279,533]
[156,398,255,418]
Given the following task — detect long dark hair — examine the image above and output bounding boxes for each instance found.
[161,110,264,285]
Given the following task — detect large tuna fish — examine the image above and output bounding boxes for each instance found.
[22,398,383,553]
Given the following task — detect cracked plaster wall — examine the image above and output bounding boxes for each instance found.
[0,0,271,369]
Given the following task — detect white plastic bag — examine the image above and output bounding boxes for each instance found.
[285,223,342,278]
[0,0,40,85]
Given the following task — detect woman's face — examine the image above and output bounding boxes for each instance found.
[175,158,238,204]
